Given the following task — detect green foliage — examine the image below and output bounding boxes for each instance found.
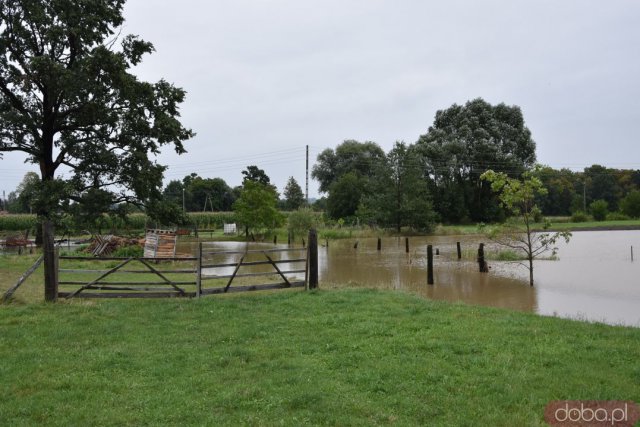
[0,214,38,232]
[287,208,320,238]
[5,172,40,214]
[326,172,365,219]
[416,98,537,222]
[0,0,193,295]
[481,169,571,285]
[312,140,386,193]
[605,212,630,221]
[111,245,144,258]
[283,177,305,210]
[619,190,640,218]
[233,181,284,235]
[358,142,437,232]
[571,211,590,223]
[589,199,609,221]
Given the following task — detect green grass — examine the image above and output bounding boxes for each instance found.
[0,289,639,426]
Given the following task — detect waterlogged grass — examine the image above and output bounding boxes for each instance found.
[0,289,639,426]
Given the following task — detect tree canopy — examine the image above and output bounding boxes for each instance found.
[283,176,305,210]
[415,98,536,222]
[0,0,193,300]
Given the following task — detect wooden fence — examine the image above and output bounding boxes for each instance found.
[55,229,319,299]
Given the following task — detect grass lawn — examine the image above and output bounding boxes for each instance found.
[1,288,639,426]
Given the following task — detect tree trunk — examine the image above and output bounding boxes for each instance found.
[528,256,534,286]
[42,219,58,301]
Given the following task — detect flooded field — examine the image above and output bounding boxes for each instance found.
[186,230,640,327]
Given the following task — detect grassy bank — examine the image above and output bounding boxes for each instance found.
[1,289,639,426]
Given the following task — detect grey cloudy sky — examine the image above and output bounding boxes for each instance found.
[2,0,640,198]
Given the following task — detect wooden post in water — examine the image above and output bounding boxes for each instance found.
[377,237,381,251]
[196,242,202,298]
[354,241,359,249]
[632,246,634,262]
[405,237,409,253]
[308,229,318,289]
[457,242,462,260]
[273,235,277,244]
[302,238,306,248]
[325,239,328,248]
[478,243,488,273]
[427,245,434,285]
[288,232,291,245]
[435,248,439,256]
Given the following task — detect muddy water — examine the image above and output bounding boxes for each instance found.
[179,230,640,327]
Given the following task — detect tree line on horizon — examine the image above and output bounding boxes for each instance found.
[5,98,640,233]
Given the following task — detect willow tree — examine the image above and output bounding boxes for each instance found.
[0,0,193,300]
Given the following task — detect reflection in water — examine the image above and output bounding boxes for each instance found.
[318,237,537,313]
[179,231,640,327]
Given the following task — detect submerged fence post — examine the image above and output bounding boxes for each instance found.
[196,242,202,298]
[308,229,318,289]
[427,245,434,285]
[273,235,277,244]
[435,248,439,256]
[405,237,409,253]
[457,242,462,260]
[288,232,291,245]
[478,243,488,273]
[377,237,381,251]
[632,246,634,262]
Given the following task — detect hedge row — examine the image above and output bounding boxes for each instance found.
[0,211,324,233]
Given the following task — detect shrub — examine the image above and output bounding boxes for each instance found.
[287,208,320,239]
[620,190,640,219]
[606,212,630,221]
[589,199,608,221]
[571,211,590,223]
[112,245,144,258]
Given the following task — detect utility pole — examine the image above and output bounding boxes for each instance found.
[182,188,185,213]
[305,144,309,206]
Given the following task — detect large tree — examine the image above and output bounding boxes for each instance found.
[233,180,283,238]
[0,0,193,300]
[312,140,385,219]
[358,142,436,232]
[415,98,536,222]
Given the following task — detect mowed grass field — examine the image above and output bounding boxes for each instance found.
[1,285,639,426]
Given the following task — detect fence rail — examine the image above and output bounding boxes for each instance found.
[53,229,319,299]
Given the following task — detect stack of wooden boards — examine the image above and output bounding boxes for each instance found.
[143,229,177,258]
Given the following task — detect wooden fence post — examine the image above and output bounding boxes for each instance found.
[288,232,291,245]
[273,235,277,244]
[405,237,409,253]
[435,248,439,256]
[478,243,488,273]
[427,245,434,285]
[308,229,318,289]
[377,237,381,251]
[457,242,462,260]
[196,242,202,298]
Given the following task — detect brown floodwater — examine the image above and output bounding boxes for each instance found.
[186,230,640,327]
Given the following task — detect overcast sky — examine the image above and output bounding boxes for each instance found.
[2,0,640,199]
